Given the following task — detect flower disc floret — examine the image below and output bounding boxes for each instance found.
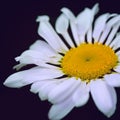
[61,43,118,80]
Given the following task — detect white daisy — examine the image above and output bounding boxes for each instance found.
[4,3,120,120]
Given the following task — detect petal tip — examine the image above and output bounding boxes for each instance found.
[36,15,49,22]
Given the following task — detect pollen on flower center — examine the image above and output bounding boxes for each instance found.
[61,43,118,81]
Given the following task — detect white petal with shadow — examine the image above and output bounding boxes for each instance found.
[38,81,57,101]
[90,80,117,117]
[48,78,80,104]
[93,13,110,42]
[30,79,65,100]
[29,40,56,56]
[15,50,48,64]
[4,67,63,88]
[104,73,120,87]
[76,3,99,43]
[99,15,120,44]
[37,16,68,53]
[87,27,92,43]
[56,14,75,47]
[114,64,120,73]
[72,82,89,107]
[61,7,80,46]
[105,22,120,46]
[110,32,120,49]
[15,49,61,68]
[48,97,75,120]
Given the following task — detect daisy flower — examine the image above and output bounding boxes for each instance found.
[4,3,120,120]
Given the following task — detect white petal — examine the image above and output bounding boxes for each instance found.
[14,40,61,69]
[90,80,117,117]
[105,22,120,46]
[13,63,26,70]
[76,3,99,43]
[61,7,76,21]
[48,78,80,104]
[114,64,120,73]
[38,81,57,101]
[70,21,80,46]
[4,67,63,88]
[104,73,120,87]
[30,79,64,100]
[29,40,56,56]
[87,27,92,43]
[15,50,48,64]
[55,14,75,47]
[36,15,49,22]
[61,7,80,46]
[72,82,89,107]
[48,97,74,120]
[93,13,110,42]
[37,16,68,53]
[109,32,120,48]
[99,15,120,44]
[30,81,46,94]
[56,14,69,34]
[15,49,61,68]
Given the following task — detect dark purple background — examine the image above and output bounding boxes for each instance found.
[1,0,120,120]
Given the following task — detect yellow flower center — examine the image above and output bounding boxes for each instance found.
[61,43,118,81]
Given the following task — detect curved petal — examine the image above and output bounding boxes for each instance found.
[4,67,63,88]
[14,40,58,70]
[36,16,68,53]
[29,40,56,55]
[76,3,99,43]
[15,49,61,68]
[48,78,80,104]
[13,63,26,70]
[15,50,49,64]
[55,14,75,47]
[61,7,76,21]
[90,80,117,117]
[56,14,69,34]
[61,7,80,46]
[104,73,120,87]
[72,82,89,107]
[48,97,74,120]
[93,13,110,42]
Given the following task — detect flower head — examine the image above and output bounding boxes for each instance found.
[4,3,120,119]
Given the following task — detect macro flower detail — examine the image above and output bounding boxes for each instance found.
[4,3,120,120]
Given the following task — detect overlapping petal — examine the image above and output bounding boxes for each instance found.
[61,7,80,45]
[72,82,89,107]
[99,15,120,44]
[37,16,68,53]
[48,97,75,120]
[48,78,80,104]
[76,3,99,43]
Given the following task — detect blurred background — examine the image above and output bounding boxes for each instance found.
[1,0,120,120]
